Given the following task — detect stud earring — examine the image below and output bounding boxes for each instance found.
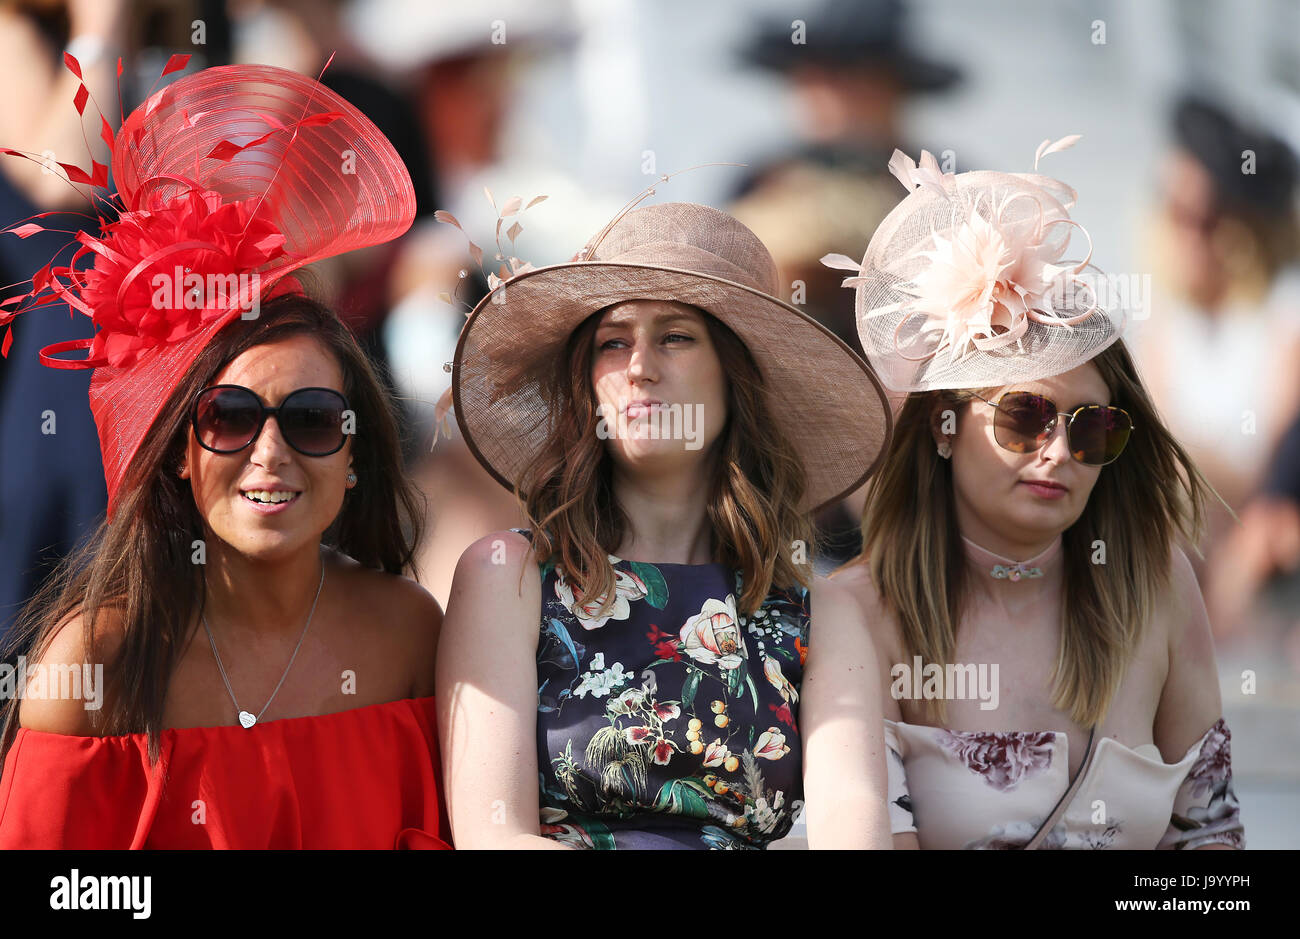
[346,471,357,486]
[937,440,952,459]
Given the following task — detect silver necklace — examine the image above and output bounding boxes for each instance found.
[200,560,326,729]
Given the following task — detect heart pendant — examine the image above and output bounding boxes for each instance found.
[238,710,257,729]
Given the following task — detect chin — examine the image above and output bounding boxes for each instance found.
[617,442,711,474]
[213,513,319,560]
[229,532,314,563]
[1006,501,1079,538]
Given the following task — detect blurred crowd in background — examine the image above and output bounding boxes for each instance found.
[1,0,1298,840]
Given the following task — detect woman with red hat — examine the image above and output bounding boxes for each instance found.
[437,200,895,848]
[0,62,449,849]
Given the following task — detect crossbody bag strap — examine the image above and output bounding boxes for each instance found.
[1023,725,1098,850]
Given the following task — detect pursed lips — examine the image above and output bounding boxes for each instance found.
[623,398,665,416]
[1020,478,1068,491]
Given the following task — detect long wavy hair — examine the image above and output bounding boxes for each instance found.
[850,338,1219,726]
[519,305,813,617]
[0,293,425,761]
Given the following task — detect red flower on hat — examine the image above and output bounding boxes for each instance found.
[80,188,287,368]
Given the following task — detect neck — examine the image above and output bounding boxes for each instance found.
[611,462,715,564]
[201,539,326,639]
[958,530,1064,595]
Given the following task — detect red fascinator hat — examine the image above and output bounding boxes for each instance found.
[0,58,416,516]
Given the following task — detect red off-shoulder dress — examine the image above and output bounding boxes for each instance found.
[0,696,451,849]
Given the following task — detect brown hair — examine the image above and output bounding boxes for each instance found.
[1,293,425,761]
[519,305,813,616]
[852,338,1219,726]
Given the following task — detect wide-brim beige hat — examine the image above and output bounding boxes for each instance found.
[451,202,892,513]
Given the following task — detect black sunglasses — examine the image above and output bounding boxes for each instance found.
[970,390,1133,466]
[192,385,350,456]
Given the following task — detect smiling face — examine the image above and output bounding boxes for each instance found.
[937,362,1112,553]
[179,333,354,562]
[589,300,729,477]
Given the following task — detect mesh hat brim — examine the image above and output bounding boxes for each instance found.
[452,261,893,514]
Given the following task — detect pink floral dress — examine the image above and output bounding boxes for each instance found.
[885,717,1245,849]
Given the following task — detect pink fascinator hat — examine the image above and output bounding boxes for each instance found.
[824,135,1126,392]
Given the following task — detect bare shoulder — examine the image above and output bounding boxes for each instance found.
[828,558,903,664]
[331,553,443,628]
[330,553,443,695]
[1153,543,1223,757]
[828,559,885,619]
[1157,543,1215,661]
[17,605,126,736]
[437,530,542,689]
[808,573,865,624]
[450,530,541,602]
[807,574,877,664]
[459,529,538,575]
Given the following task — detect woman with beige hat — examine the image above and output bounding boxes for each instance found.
[437,201,894,848]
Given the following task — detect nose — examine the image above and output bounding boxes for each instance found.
[1036,417,1073,466]
[249,413,293,469]
[626,334,658,385]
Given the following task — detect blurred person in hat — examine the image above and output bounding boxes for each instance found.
[730,0,963,571]
[344,0,588,609]
[222,0,440,401]
[735,0,961,199]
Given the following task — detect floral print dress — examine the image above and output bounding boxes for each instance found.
[885,718,1245,849]
[526,533,810,849]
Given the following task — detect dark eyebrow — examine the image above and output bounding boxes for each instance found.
[596,310,700,330]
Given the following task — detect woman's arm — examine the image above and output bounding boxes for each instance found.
[435,531,571,849]
[0,1,128,209]
[800,576,892,849]
[829,561,919,849]
[17,607,124,735]
[1153,546,1243,850]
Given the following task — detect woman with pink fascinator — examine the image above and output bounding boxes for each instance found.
[0,60,449,848]
[437,199,896,849]
[826,138,1245,849]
